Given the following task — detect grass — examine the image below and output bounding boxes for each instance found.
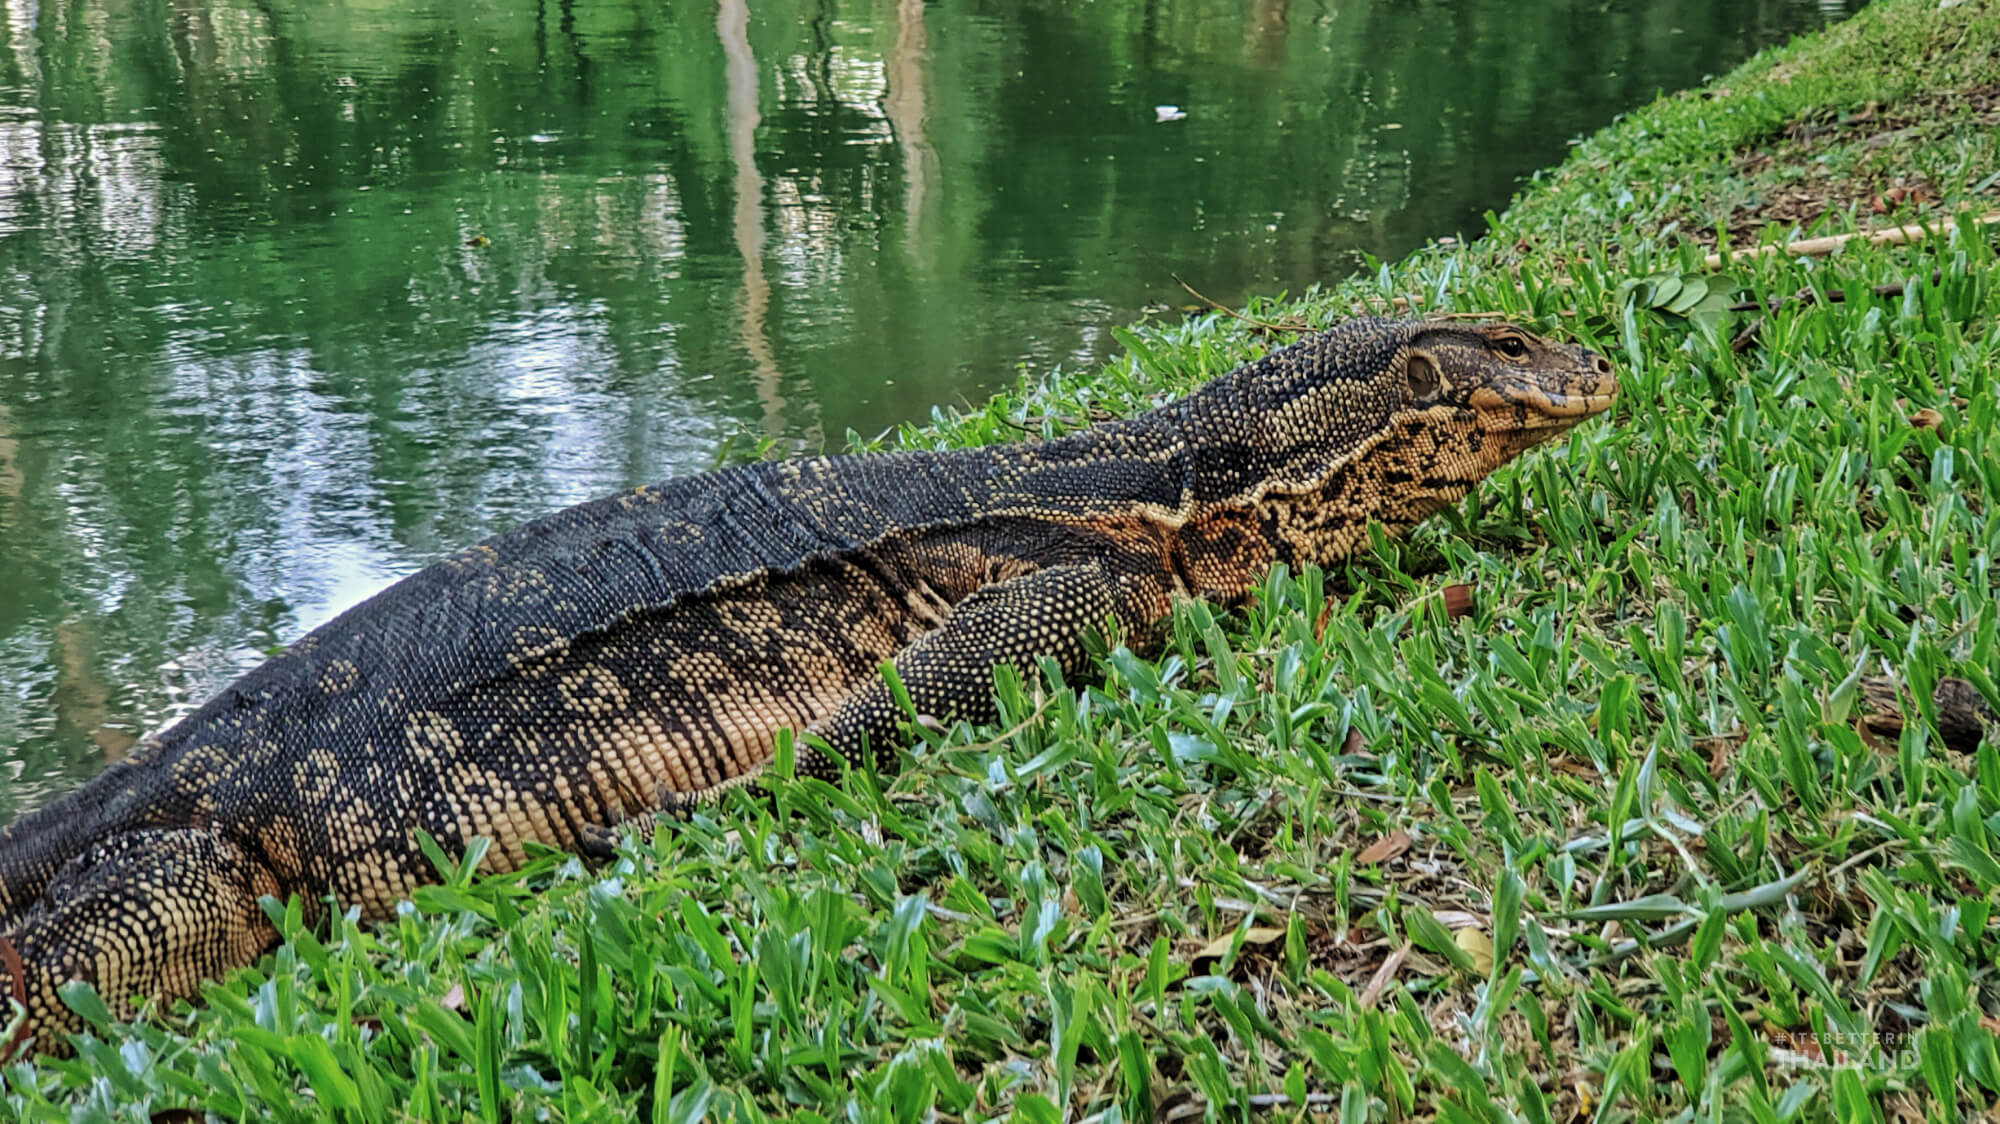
[6,0,2000,1119]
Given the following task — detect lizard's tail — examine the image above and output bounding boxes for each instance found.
[0,827,280,1057]
[0,753,192,918]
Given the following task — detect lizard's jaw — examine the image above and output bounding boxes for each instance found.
[1468,374,1619,431]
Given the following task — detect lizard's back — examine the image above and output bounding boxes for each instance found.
[0,424,1188,918]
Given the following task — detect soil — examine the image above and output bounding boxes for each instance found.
[1678,83,2000,247]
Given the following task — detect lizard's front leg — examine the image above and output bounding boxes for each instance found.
[581,561,1130,851]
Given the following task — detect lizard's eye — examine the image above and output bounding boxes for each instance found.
[1493,335,1529,360]
[1406,354,1440,401]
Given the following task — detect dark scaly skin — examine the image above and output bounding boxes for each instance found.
[0,317,1616,1055]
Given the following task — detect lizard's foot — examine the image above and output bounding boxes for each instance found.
[576,821,622,861]
[577,768,770,859]
[656,768,768,817]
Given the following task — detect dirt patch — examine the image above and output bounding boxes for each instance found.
[1678,83,2000,247]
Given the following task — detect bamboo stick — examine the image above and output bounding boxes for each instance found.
[1704,210,2000,270]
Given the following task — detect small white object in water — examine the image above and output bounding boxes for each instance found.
[1154,105,1187,122]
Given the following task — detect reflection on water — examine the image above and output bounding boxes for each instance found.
[0,0,1862,817]
[720,0,791,440]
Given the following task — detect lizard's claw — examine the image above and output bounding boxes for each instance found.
[576,821,623,861]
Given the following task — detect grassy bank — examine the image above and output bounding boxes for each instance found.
[6,0,1999,1118]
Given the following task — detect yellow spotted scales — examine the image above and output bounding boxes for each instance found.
[0,317,1615,1055]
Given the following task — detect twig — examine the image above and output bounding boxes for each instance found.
[0,932,29,1063]
[1724,269,1954,353]
[1724,271,1943,312]
[1703,209,2000,270]
[1373,294,1512,320]
[1247,1093,1342,1110]
[1171,274,1313,334]
[1821,840,1898,883]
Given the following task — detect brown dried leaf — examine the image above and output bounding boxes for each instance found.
[1767,1027,1823,1060]
[1355,830,1411,866]
[1695,728,1747,777]
[1341,725,1366,756]
[1551,758,1601,780]
[1442,583,1476,620]
[1156,1090,1205,1124]
[1908,407,1942,429]
[440,983,466,1013]
[1357,941,1412,1009]
[0,934,27,1063]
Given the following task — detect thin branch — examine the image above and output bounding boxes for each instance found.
[0,933,30,1063]
[1171,274,1313,333]
[1724,271,1942,312]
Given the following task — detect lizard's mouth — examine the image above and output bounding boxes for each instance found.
[1468,376,1619,428]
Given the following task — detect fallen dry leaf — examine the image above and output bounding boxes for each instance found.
[1355,830,1411,866]
[1189,926,1285,968]
[1455,927,1496,975]
[1442,583,1476,620]
[1551,758,1601,780]
[1695,728,1747,777]
[1358,941,1412,1009]
[1908,407,1942,429]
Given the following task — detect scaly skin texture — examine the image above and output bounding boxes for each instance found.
[0,317,1615,1055]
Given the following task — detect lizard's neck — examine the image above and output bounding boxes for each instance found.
[1171,409,1491,596]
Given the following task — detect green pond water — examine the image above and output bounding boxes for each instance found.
[1,0,1860,817]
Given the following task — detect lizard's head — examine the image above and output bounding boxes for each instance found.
[1188,316,1617,480]
[1395,320,1618,462]
[1173,317,1617,568]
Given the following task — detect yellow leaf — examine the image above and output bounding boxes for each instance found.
[1455,926,1495,975]
[1190,926,1285,966]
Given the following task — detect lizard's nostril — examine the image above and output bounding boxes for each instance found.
[1594,356,1612,376]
